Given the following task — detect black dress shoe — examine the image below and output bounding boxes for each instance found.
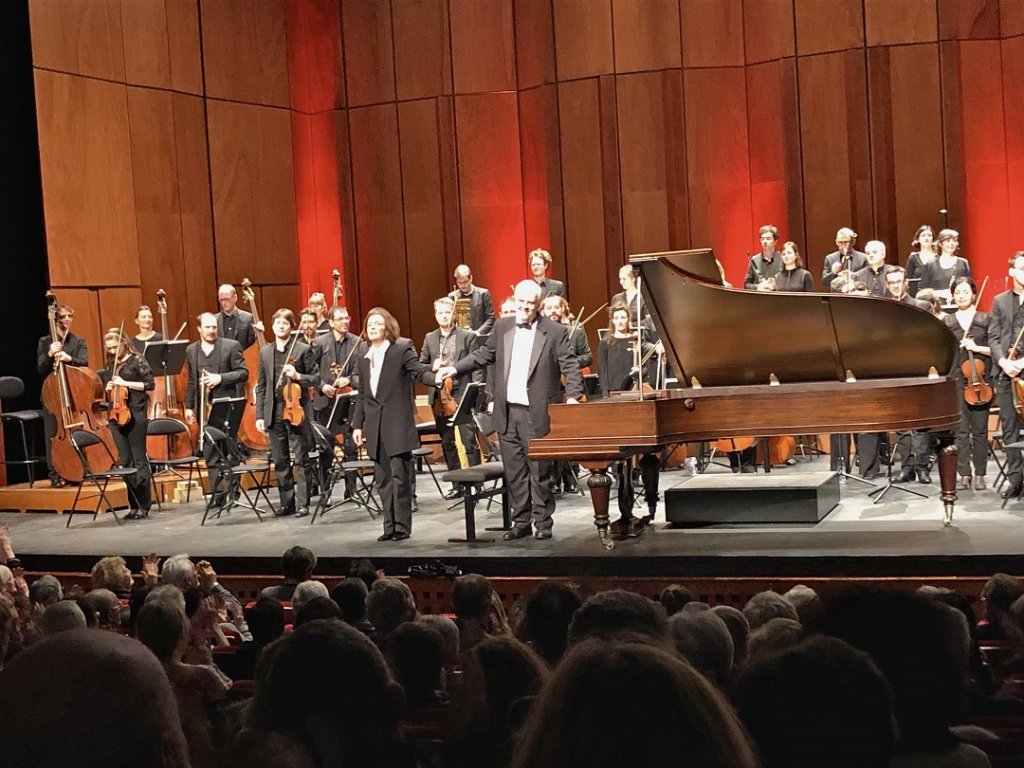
[894,469,915,483]
[125,509,149,520]
[273,507,295,518]
[534,529,552,540]
[49,474,66,488]
[502,526,532,541]
[1003,481,1023,499]
[443,488,464,500]
[377,532,395,541]
[392,532,409,541]
[917,468,932,485]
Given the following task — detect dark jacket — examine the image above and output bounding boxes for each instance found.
[449,285,496,341]
[217,308,257,351]
[99,354,156,423]
[419,327,480,406]
[254,340,319,425]
[37,332,88,376]
[183,338,248,410]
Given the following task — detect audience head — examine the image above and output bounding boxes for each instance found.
[160,554,198,589]
[331,576,369,623]
[0,564,11,594]
[568,589,669,647]
[417,614,460,670]
[280,546,317,583]
[742,590,798,631]
[80,588,121,628]
[29,574,63,607]
[734,637,895,768]
[135,600,188,663]
[981,573,1024,617]
[144,584,186,614]
[387,621,446,707]
[452,573,494,619]
[366,578,416,638]
[90,555,133,593]
[38,600,87,636]
[294,596,343,628]
[711,605,750,668]
[347,557,379,590]
[668,603,734,686]
[747,617,805,660]
[783,584,822,625]
[246,597,286,645]
[291,580,329,614]
[510,639,757,768]
[0,629,190,768]
[519,580,583,665]
[465,635,549,739]
[658,583,693,617]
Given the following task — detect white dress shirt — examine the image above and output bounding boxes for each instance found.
[365,340,390,397]
[507,321,536,405]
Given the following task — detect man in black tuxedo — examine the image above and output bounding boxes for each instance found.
[529,248,566,302]
[255,309,319,518]
[823,227,868,292]
[216,283,259,350]
[439,280,584,540]
[351,307,435,541]
[183,313,248,428]
[449,264,495,347]
[989,251,1024,499]
[420,297,482,498]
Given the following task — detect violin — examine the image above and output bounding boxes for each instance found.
[108,326,132,426]
[433,376,458,419]
[958,277,993,406]
[278,332,305,426]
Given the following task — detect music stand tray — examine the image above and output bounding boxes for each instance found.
[447,381,486,428]
[327,391,358,432]
[143,340,189,378]
[208,396,246,446]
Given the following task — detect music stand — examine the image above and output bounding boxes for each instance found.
[143,340,188,382]
[868,441,927,504]
[207,395,246,448]
[327,391,358,432]
[447,381,486,428]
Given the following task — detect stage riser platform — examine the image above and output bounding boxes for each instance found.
[666,471,840,525]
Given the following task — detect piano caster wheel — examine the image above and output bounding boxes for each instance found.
[943,505,953,527]
[598,528,615,551]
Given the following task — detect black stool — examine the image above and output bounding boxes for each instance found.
[442,463,510,543]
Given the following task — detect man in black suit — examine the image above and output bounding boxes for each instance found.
[450,264,495,347]
[37,302,90,486]
[439,280,584,540]
[217,283,260,350]
[183,313,248,427]
[528,248,566,302]
[315,305,364,495]
[420,297,482,498]
[989,251,1024,499]
[823,227,868,292]
[743,224,783,290]
[351,307,435,541]
[851,240,895,297]
[255,309,319,518]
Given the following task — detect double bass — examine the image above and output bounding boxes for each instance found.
[238,279,270,451]
[145,289,196,460]
[40,292,116,482]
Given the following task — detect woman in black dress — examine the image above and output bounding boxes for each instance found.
[101,328,156,519]
[598,303,656,395]
[905,224,937,298]
[773,241,813,293]
[920,228,971,303]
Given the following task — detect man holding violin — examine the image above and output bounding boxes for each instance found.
[420,297,482,499]
[255,309,319,518]
[988,252,1024,500]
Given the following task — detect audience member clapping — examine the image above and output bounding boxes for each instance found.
[667,602,734,687]
[260,546,316,602]
[517,580,582,666]
[89,555,135,598]
[509,639,757,768]
[366,577,416,643]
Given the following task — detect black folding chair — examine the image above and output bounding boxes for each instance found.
[309,421,379,523]
[200,426,273,524]
[146,417,202,513]
[0,376,46,487]
[66,429,133,527]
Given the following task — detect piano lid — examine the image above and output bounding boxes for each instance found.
[631,249,958,387]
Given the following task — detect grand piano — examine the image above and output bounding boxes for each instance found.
[529,249,962,549]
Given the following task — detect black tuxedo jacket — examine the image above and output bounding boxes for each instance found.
[419,327,480,405]
[454,315,583,437]
[315,331,365,408]
[450,285,496,340]
[217,308,257,351]
[37,332,89,376]
[351,338,433,458]
[536,277,566,302]
[184,338,248,410]
[254,340,319,424]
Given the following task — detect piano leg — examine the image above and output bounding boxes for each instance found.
[584,464,615,550]
[640,453,660,520]
[936,436,958,526]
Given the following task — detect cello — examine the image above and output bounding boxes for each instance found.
[238,279,270,451]
[40,292,116,482]
[146,289,196,459]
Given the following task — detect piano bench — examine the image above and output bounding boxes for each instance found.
[442,463,510,543]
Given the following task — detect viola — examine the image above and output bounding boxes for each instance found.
[961,351,992,406]
[281,373,306,426]
[433,376,458,420]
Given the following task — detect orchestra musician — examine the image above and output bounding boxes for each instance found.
[449,264,495,347]
[773,241,814,293]
[884,268,934,484]
[851,240,895,297]
[743,225,783,291]
[987,252,1024,500]
[255,309,319,518]
[610,264,650,326]
[100,328,155,520]
[307,292,330,333]
[437,280,584,541]
[943,277,991,491]
[823,227,868,291]
[130,305,162,354]
[528,248,566,301]
[298,308,328,424]
[919,229,971,303]
[315,304,364,497]
[905,225,938,298]
[420,297,482,499]
[36,302,89,487]
[351,307,435,541]
[216,283,260,351]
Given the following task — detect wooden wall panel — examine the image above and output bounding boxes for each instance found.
[201,0,289,106]
[121,0,172,88]
[449,0,516,93]
[519,85,565,271]
[514,0,556,89]
[613,0,682,73]
[165,0,203,95]
[29,0,125,81]
[397,99,451,345]
[436,98,464,274]
[1003,36,1024,241]
[393,0,451,100]
[553,0,614,80]
[342,0,395,106]
[742,0,794,63]
[864,0,937,46]
[794,0,863,55]
[35,70,140,287]
[259,285,302,320]
[938,0,1000,40]
[285,0,344,112]
[682,0,743,68]
[348,105,410,332]
[207,100,299,286]
[454,93,526,298]
[1002,1,1024,38]
[684,67,751,282]
[797,51,871,273]
[333,110,363,326]
[98,287,144,340]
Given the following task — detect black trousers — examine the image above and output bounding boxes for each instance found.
[957,398,990,477]
[110,414,152,512]
[829,433,851,472]
[997,376,1022,484]
[374,433,413,535]
[896,430,932,471]
[268,406,313,512]
[500,404,555,531]
[437,415,480,473]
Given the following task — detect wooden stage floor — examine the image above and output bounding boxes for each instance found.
[2,456,1024,579]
